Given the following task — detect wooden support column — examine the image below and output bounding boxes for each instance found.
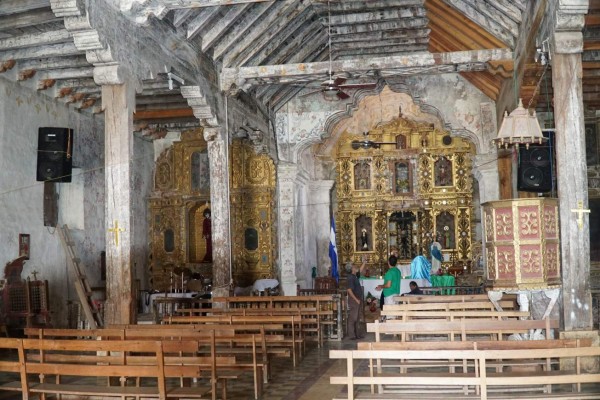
[552,29,593,330]
[277,163,299,295]
[204,127,232,297]
[309,180,334,277]
[102,81,135,325]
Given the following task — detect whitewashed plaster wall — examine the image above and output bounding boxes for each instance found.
[0,77,105,327]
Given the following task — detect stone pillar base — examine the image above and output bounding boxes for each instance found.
[559,330,600,372]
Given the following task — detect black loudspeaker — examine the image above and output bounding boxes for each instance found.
[517,131,554,192]
[36,127,73,182]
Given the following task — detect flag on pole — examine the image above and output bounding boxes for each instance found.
[329,215,339,283]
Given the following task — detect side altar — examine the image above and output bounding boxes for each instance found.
[335,117,475,276]
[149,130,278,291]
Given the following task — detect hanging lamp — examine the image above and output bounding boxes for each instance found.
[493,98,547,149]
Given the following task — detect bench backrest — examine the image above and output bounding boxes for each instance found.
[367,318,559,341]
[380,310,530,320]
[357,338,592,351]
[383,300,516,311]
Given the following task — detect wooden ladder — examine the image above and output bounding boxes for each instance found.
[57,225,103,328]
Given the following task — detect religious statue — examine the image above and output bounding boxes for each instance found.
[360,228,369,251]
[430,237,443,275]
[202,208,212,262]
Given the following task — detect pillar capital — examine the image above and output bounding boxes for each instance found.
[203,126,223,143]
[277,163,298,181]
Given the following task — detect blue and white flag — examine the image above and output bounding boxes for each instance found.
[329,215,339,283]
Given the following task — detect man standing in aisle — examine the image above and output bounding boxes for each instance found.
[346,257,367,340]
[376,255,401,311]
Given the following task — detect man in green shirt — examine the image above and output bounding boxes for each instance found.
[376,255,401,308]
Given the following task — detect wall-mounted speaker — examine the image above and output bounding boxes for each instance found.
[36,127,73,182]
[517,131,554,192]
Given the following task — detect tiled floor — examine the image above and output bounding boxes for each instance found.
[227,338,352,400]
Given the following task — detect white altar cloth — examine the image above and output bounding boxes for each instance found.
[360,277,430,300]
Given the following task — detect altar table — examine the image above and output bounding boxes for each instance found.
[430,274,456,295]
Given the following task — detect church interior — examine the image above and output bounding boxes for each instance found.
[1,0,600,398]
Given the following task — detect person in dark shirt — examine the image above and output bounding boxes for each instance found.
[346,258,366,340]
[402,281,423,296]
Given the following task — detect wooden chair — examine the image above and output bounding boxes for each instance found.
[315,277,337,290]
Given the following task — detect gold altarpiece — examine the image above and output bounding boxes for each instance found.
[230,140,277,287]
[336,117,475,275]
[148,129,212,291]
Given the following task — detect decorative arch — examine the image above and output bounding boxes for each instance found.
[316,85,484,158]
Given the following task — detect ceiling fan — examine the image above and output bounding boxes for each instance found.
[299,1,377,101]
[351,132,397,150]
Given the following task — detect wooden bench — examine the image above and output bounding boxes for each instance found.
[26,326,269,399]
[394,294,517,305]
[357,338,593,375]
[206,306,333,347]
[367,318,560,342]
[164,314,304,366]
[0,337,230,400]
[329,345,600,399]
[380,309,530,321]
[212,294,343,340]
[384,300,518,312]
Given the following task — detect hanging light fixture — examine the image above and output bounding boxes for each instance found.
[493,99,547,150]
[494,38,551,150]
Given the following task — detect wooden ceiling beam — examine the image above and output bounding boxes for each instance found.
[264,20,323,66]
[0,9,57,30]
[332,28,431,43]
[0,0,49,16]
[327,6,426,25]
[211,1,275,60]
[334,44,429,59]
[330,17,428,35]
[244,7,316,66]
[186,6,222,40]
[427,6,500,49]
[0,29,71,51]
[0,43,81,62]
[221,0,305,68]
[461,71,500,100]
[426,0,510,48]
[200,3,252,52]
[133,108,195,120]
[221,48,512,89]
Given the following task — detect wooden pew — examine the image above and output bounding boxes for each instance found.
[164,314,303,366]
[394,293,517,305]
[383,300,518,312]
[329,345,600,400]
[357,339,593,376]
[26,326,269,399]
[380,309,530,321]
[206,307,332,347]
[212,295,344,341]
[0,337,231,400]
[367,318,560,342]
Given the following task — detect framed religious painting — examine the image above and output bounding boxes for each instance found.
[19,233,30,259]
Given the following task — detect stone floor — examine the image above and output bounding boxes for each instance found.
[227,338,352,400]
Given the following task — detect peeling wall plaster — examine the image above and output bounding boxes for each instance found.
[276,75,497,163]
[0,78,105,327]
[405,74,497,153]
